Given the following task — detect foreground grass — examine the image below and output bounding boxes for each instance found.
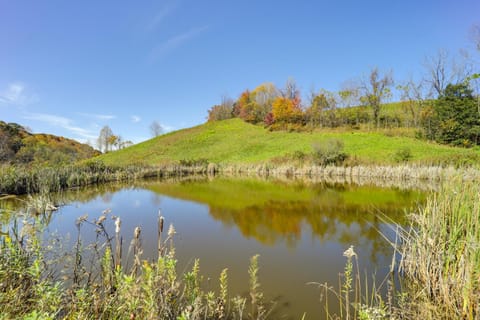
[398,178,480,319]
[0,208,269,320]
[98,119,480,166]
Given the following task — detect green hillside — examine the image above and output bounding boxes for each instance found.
[98,118,480,166]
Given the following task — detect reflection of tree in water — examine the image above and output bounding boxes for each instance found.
[208,195,411,261]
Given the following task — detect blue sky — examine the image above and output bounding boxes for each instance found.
[1,0,479,145]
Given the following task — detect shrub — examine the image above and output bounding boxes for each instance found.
[394,147,412,163]
[312,138,348,166]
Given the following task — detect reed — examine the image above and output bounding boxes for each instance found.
[398,177,480,319]
[0,205,271,319]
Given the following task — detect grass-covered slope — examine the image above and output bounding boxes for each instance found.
[0,120,99,166]
[98,118,480,166]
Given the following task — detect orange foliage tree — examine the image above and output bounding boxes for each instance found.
[271,96,303,126]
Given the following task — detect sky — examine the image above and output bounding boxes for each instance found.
[1,0,479,145]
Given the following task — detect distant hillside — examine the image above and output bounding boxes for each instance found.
[0,120,100,166]
[98,118,480,166]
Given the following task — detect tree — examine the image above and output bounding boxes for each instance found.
[338,83,361,126]
[305,90,336,128]
[424,49,472,98]
[207,96,234,121]
[235,90,256,123]
[251,83,279,123]
[97,125,114,153]
[271,96,303,126]
[425,82,480,146]
[150,121,163,137]
[360,67,393,128]
[397,77,429,127]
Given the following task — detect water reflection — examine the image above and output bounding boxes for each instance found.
[0,176,426,319]
[148,178,422,251]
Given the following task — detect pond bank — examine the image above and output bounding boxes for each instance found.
[1,162,479,195]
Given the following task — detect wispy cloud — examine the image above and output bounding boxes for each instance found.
[161,124,175,132]
[131,115,142,123]
[146,1,178,32]
[23,112,98,140]
[78,112,116,120]
[148,25,209,62]
[0,82,36,106]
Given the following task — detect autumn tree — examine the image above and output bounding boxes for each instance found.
[235,90,257,123]
[207,96,234,121]
[360,68,393,128]
[271,96,303,126]
[150,121,163,137]
[251,83,279,123]
[305,92,325,128]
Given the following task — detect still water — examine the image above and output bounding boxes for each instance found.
[1,177,425,319]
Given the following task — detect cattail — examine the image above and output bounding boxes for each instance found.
[158,212,164,258]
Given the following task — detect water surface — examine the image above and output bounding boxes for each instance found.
[0,177,425,319]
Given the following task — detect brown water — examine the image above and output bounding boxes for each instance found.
[0,177,425,319]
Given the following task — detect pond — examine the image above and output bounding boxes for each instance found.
[0,176,426,319]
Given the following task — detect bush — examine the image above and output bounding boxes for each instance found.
[394,147,412,163]
[178,158,209,166]
[312,139,348,166]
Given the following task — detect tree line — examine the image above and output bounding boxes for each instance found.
[208,46,480,147]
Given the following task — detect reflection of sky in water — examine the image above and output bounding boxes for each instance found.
[2,180,423,320]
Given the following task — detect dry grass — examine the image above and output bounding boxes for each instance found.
[0,205,271,319]
[397,177,480,319]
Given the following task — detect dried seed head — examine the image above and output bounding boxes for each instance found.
[115,217,121,233]
[97,215,106,225]
[343,245,356,259]
[168,224,176,237]
[134,226,141,238]
[76,214,88,226]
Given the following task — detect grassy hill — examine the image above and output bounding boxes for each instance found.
[98,118,480,167]
[0,120,99,166]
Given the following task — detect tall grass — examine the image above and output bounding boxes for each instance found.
[398,177,480,319]
[0,204,271,319]
[0,160,212,195]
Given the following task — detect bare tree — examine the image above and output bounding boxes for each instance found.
[97,125,114,153]
[282,77,300,100]
[424,49,473,97]
[149,121,163,137]
[360,67,394,128]
[397,77,429,127]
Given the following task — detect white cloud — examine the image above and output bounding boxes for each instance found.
[131,115,141,123]
[161,124,175,132]
[148,25,208,62]
[146,1,178,32]
[23,112,98,140]
[78,112,116,120]
[0,82,36,106]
